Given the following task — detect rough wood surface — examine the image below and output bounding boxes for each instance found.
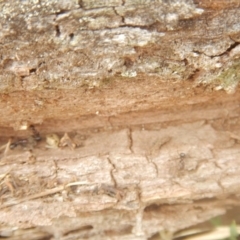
[1,0,240,128]
[0,0,240,239]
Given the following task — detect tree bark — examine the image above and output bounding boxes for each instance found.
[0,0,240,239]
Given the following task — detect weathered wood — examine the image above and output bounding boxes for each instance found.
[0,0,240,128]
[1,100,240,238]
[0,0,240,239]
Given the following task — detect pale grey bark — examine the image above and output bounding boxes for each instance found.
[0,0,240,94]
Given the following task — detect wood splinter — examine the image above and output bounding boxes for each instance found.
[0,139,12,158]
[0,181,90,210]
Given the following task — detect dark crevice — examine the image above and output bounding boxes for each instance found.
[55,25,61,37]
[113,7,125,24]
[144,204,160,212]
[29,68,37,74]
[193,50,202,55]
[78,0,83,8]
[213,41,240,57]
[38,61,45,68]
[145,155,159,176]
[55,9,68,16]
[226,41,240,53]
[128,128,133,153]
[187,68,200,81]
[69,33,74,41]
[107,157,117,187]
[124,57,134,68]
[194,41,240,58]
[39,235,53,240]
[64,225,93,236]
[183,58,188,66]
[75,24,155,32]
[121,15,125,25]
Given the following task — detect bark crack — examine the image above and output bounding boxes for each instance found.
[53,159,59,180]
[107,157,117,186]
[146,155,159,177]
[221,41,240,56]
[193,40,240,58]
[127,127,133,153]
[113,7,125,25]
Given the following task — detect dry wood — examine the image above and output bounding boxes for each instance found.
[0,0,240,239]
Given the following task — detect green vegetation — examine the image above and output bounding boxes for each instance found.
[216,60,240,93]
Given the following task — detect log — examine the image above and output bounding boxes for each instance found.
[0,0,240,239]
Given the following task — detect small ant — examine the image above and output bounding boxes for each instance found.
[94,184,124,200]
[29,125,41,141]
[9,138,28,149]
[9,125,42,149]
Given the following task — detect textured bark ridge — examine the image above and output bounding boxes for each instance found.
[1,0,240,95]
[1,0,240,128]
[0,0,240,239]
[1,111,240,239]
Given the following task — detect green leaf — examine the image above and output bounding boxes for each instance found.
[229,220,238,240]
